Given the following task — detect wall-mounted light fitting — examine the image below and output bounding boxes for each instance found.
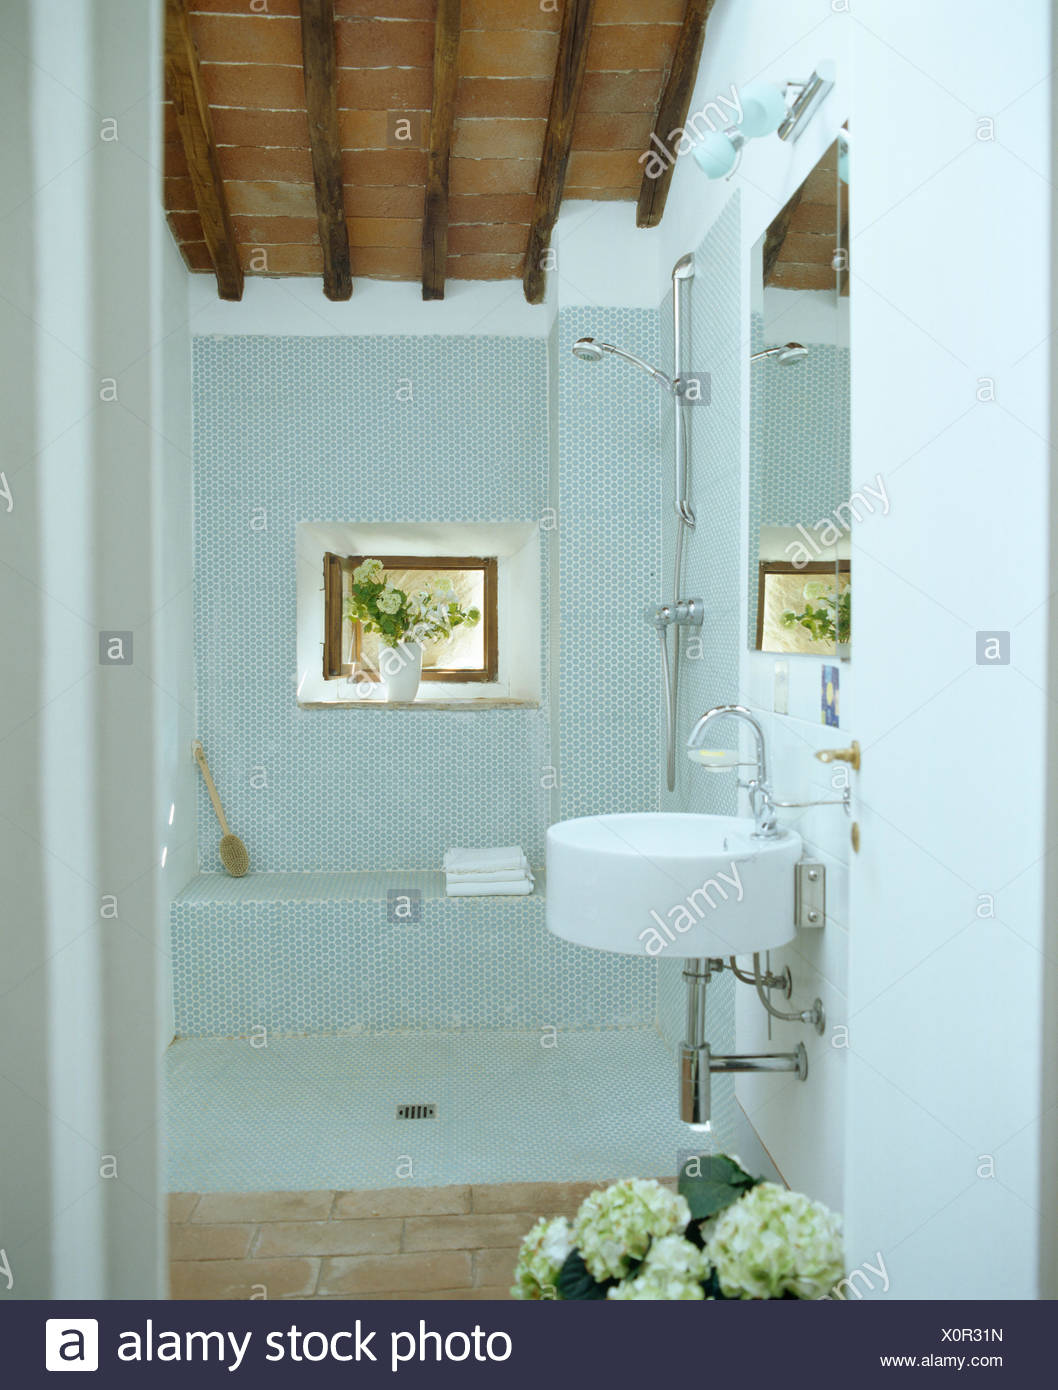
[692,60,836,182]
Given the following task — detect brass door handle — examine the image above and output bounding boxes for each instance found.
[815,740,860,771]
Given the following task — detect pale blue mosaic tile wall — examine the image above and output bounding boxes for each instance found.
[192,335,551,872]
[171,893,655,1038]
[747,311,851,638]
[556,307,663,821]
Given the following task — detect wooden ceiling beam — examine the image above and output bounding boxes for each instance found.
[299,0,352,300]
[636,0,717,230]
[522,0,595,305]
[762,185,804,285]
[421,0,462,301]
[163,0,243,300]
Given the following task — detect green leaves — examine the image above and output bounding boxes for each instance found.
[781,584,851,645]
[345,558,480,648]
[678,1154,758,1221]
[555,1250,614,1301]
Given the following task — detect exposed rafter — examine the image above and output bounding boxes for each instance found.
[299,0,352,300]
[163,0,243,300]
[636,0,717,230]
[762,185,804,284]
[421,0,462,301]
[522,0,595,305]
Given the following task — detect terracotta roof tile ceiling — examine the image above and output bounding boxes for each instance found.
[164,0,693,293]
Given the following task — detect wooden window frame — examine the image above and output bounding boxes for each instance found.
[324,554,498,684]
[755,559,850,651]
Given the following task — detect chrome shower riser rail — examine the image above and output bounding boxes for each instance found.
[672,252,695,527]
[660,251,697,791]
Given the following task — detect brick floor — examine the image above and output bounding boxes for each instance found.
[168,1181,616,1300]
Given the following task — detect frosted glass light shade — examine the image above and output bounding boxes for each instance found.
[692,131,739,179]
[738,80,788,137]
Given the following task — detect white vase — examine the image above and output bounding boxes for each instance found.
[381,640,423,702]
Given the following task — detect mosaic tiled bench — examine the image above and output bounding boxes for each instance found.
[170,872,656,1040]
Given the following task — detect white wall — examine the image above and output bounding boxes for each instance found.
[1043,1,1058,1302]
[738,297,853,1209]
[188,266,554,337]
[845,0,1052,1298]
[0,0,191,1298]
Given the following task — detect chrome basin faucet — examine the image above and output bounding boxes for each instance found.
[686,704,778,838]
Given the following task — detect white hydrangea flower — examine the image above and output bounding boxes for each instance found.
[511,1216,573,1300]
[375,585,402,615]
[352,558,384,585]
[607,1235,708,1300]
[573,1179,691,1283]
[704,1182,844,1300]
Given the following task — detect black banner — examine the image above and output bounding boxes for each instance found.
[1,1299,1047,1386]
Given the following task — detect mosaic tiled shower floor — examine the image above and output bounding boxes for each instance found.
[166,1026,720,1192]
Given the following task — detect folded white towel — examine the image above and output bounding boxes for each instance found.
[445,875,533,897]
[445,867,535,886]
[443,846,529,875]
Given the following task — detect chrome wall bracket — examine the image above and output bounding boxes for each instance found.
[795,860,826,928]
[644,597,704,630]
[777,63,836,142]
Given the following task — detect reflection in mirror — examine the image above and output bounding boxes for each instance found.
[756,548,850,657]
[748,133,850,658]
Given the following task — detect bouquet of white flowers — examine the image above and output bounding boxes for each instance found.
[343,557,480,649]
[511,1158,844,1301]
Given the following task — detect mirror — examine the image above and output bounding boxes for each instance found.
[748,133,850,657]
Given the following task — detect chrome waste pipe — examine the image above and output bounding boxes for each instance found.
[679,958,810,1126]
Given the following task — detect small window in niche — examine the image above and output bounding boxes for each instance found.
[323,555,498,684]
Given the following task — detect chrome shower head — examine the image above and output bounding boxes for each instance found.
[775,342,809,365]
[571,336,674,390]
[750,342,809,366]
[572,336,606,363]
